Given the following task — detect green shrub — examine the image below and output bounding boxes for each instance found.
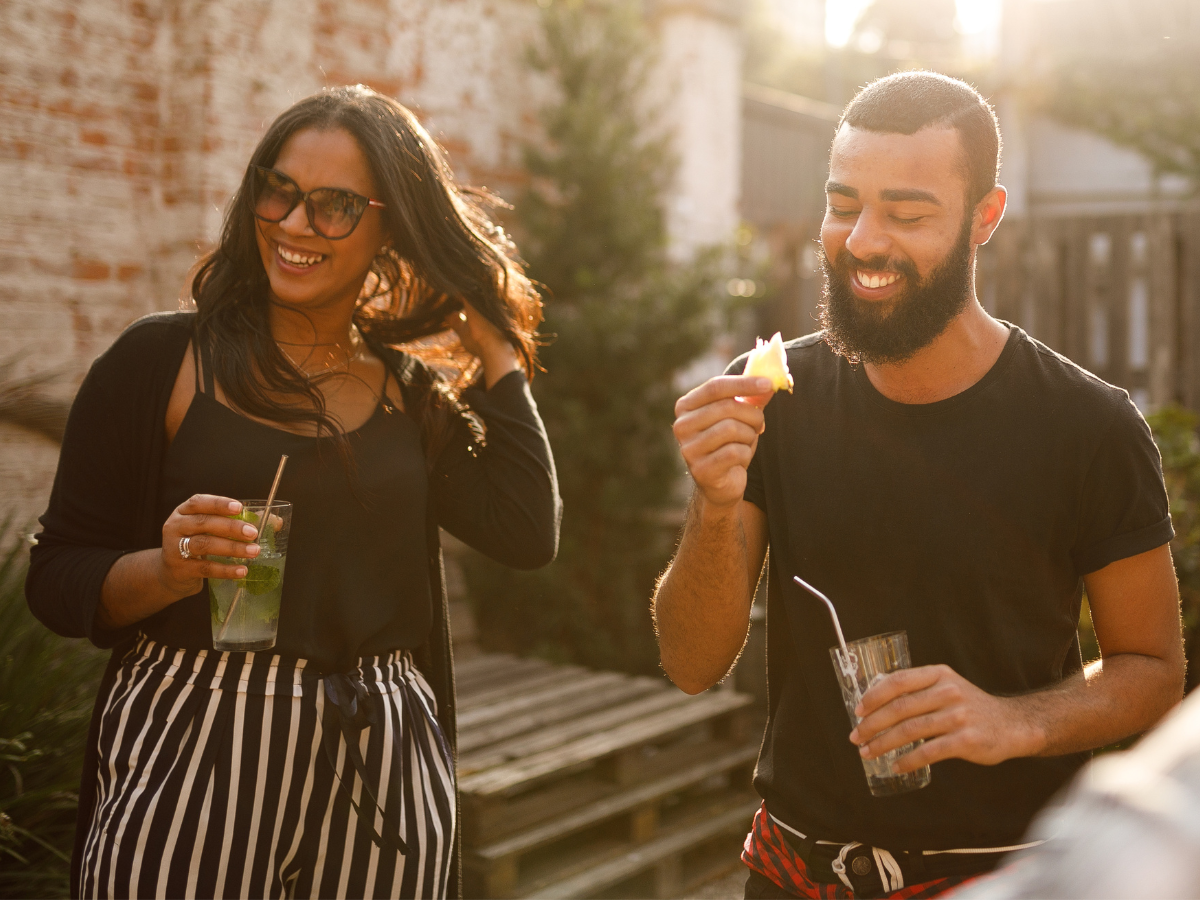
[0,532,107,898]
[1146,405,1200,692]
[462,0,722,674]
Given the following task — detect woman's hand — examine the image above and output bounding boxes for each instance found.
[96,494,263,631]
[158,494,261,598]
[448,302,521,389]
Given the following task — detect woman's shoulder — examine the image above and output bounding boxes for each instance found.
[86,309,195,390]
[115,309,196,346]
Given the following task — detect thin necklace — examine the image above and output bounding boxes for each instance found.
[281,328,364,379]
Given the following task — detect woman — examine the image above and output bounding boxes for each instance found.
[26,85,560,899]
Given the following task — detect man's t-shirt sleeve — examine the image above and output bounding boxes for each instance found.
[723,353,767,512]
[1072,394,1174,575]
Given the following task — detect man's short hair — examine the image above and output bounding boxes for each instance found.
[839,71,1001,205]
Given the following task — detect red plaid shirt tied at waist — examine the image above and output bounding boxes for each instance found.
[742,803,1043,899]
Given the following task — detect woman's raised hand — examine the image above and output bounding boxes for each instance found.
[158,494,261,599]
[448,302,521,389]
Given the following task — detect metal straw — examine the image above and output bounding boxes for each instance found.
[218,454,288,642]
[793,575,859,682]
[793,575,850,655]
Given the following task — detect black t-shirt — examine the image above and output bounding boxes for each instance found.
[730,326,1173,850]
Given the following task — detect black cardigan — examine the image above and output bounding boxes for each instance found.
[26,310,561,898]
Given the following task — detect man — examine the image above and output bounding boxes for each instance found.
[653,72,1185,899]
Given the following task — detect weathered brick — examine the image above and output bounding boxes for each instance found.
[71,258,110,280]
[0,0,740,534]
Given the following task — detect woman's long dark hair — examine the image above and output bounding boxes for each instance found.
[190,85,542,462]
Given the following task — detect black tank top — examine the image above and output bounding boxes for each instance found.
[145,342,433,672]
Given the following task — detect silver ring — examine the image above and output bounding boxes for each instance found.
[179,536,193,560]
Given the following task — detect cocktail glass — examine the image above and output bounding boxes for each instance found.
[209,501,291,652]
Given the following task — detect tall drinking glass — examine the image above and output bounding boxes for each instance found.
[829,630,933,797]
[209,501,291,652]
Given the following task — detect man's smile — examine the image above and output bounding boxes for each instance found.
[851,268,904,298]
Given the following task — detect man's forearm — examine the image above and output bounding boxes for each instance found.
[1016,652,1184,757]
[855,648,1184,770]
[654,496,759,694]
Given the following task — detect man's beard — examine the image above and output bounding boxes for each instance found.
[818,218,974,365]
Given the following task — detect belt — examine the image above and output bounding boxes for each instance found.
[320,654,454,857]
[770,813,1044,897]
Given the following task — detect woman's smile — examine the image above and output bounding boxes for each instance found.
[273,241,327,271]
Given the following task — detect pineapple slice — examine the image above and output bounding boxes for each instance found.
[744,332,794,393]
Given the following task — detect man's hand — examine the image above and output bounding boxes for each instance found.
[655,374,772,694]
[673,375,773,508]
[849,665,1043,772]
[848,546,1184,771]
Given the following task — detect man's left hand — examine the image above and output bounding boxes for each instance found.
[849,665,1044,771]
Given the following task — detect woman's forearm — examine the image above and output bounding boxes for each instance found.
[97,549,188,630]
[96,494,262,631]
[433,371,560,568]
[479,343,521,389]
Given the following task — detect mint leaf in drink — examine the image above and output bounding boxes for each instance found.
[210,590,227,624]
[241,564,281,596]
[228,507,275,551]
[255,593,281,624]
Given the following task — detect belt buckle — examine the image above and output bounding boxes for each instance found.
[830,843,878,898]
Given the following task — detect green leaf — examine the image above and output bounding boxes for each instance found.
[0,520,107,897]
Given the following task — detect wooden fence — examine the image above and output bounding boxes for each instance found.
[978,209,1200,413]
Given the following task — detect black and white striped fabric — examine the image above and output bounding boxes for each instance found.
[79,635,456,899]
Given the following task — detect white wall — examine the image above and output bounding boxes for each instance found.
[655,5,743,258]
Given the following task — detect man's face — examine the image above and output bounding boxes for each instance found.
[818,125,977,365]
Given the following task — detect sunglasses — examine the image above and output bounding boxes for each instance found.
[250,165,386,240]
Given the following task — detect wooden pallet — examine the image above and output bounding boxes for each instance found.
[457,653,759,899]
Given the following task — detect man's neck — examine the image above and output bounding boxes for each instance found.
[862,301,1010,405]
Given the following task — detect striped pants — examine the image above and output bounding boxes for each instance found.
[79,636,456,899]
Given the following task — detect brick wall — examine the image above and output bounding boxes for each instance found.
[0,0,741,532]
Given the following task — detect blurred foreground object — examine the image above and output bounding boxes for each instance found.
[953,689,1200,899]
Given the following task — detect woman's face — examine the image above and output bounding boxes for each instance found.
[254,127,388,315]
